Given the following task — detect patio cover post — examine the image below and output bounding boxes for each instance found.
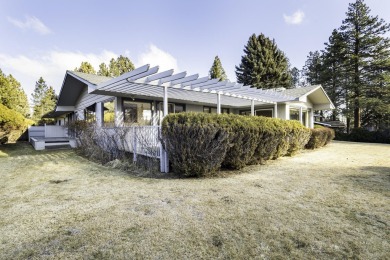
[95,102,104,127]
[251,99,255,116]
[114,97,124,127]
[217,92,221,114]
[274,103,278,118]
[299,106,303,124]
[163,86,168,117]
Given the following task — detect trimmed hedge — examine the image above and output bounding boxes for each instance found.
[305,127,335,149]
[335,128,390,144]
[162,113,313,177]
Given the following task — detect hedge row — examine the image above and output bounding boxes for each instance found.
[161,113,312,177]
[335,128,390,144]
[305,127,335,149]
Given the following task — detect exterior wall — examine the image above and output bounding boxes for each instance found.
[74,87,112,117]
[277,104,289,120]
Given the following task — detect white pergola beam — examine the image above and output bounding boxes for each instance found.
[145,69,174,83]
[181,76,209,87]
[99,64,150,90]
[170,74,199,87]
[127,66,160,81]
[159,71,187,84]
[191,78,219,89]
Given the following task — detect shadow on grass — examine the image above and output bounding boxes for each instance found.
[0,142,72,158]
[344,166,390,194]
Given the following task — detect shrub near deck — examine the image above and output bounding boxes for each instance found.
[162,113,312,177]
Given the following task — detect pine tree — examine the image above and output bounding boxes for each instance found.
[235,33,291,89]
[302,51,324,86]
[74,61,96,74]
[339,0,390,128]
[0,69,29,117]
[98,63,111,77]
[32,77,56,122]
[209,56,228,81]
[290,67,300,88]
[321,29,349,122]
[109,55,135,77]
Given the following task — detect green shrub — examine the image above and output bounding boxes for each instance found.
[286,120,312,156]
[162,113,230,177]
[305,127,335,149]
[162,113,312,177]
[0,104,34,142]
[221,115,259,169]
[335,128,390,144]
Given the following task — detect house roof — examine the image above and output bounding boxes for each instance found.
[54,64,335,113]
[67,71,112,85]
[279,85,321,99]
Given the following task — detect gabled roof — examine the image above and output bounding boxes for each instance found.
[279,85,321,99]
[67,71,112,85]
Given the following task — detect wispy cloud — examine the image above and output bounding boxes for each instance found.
[0,45,179,99]
[283,10,305,25]
[136,44,179,72]
[7,16,52,35]
[0,50,117,98]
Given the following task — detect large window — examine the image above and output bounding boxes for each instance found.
[289,108,300,121]
[123,100,152,125]
[203,106,229,114]
[256,109,273,117]
[240,109,273,117]
[103,100,115,127]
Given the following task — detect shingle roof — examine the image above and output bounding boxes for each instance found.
[278,85,321,99]
[67,71,112,85]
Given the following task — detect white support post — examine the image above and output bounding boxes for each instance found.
[299,107,303,124]
[95,102,104,127]
[309,109,314,128]
[163,86,168,117]
[217,93,221,114]
[114,97,124,127]
[251,99,255,116]
[133,127,137,162]
[161,86,169,173]
[274,103,278,118]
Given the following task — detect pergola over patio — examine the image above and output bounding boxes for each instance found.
[90,64,294,124]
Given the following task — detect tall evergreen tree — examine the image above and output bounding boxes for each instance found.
[98,63,111,77]
[302,51,324,86]
[235,33,291,89]
[31,77,57,122]
[322,29,349,122]
[290,67,300,88]
[74,61,96,74]
[339,0,390,128]
[209,56,228,81]
[0,69,29,117]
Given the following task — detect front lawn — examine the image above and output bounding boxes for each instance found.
[0,141,389,259]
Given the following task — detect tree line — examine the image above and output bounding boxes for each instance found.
[1,0,388,132]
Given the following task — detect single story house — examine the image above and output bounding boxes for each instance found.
[48,64,335,128]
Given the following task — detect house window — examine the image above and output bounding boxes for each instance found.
[255,109,273,117]
[123,100,152,125]
[157,102,186,114]
[103,100,115,127]
[203,106,229,114]
[84,105,96,122]
[289,108,300,121]
[240,108,273,117]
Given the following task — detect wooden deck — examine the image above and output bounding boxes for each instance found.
[30,137,76,150]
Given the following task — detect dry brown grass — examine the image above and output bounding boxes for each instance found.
[0,141,389,259]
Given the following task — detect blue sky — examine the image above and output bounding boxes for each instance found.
[1,0,389,99]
